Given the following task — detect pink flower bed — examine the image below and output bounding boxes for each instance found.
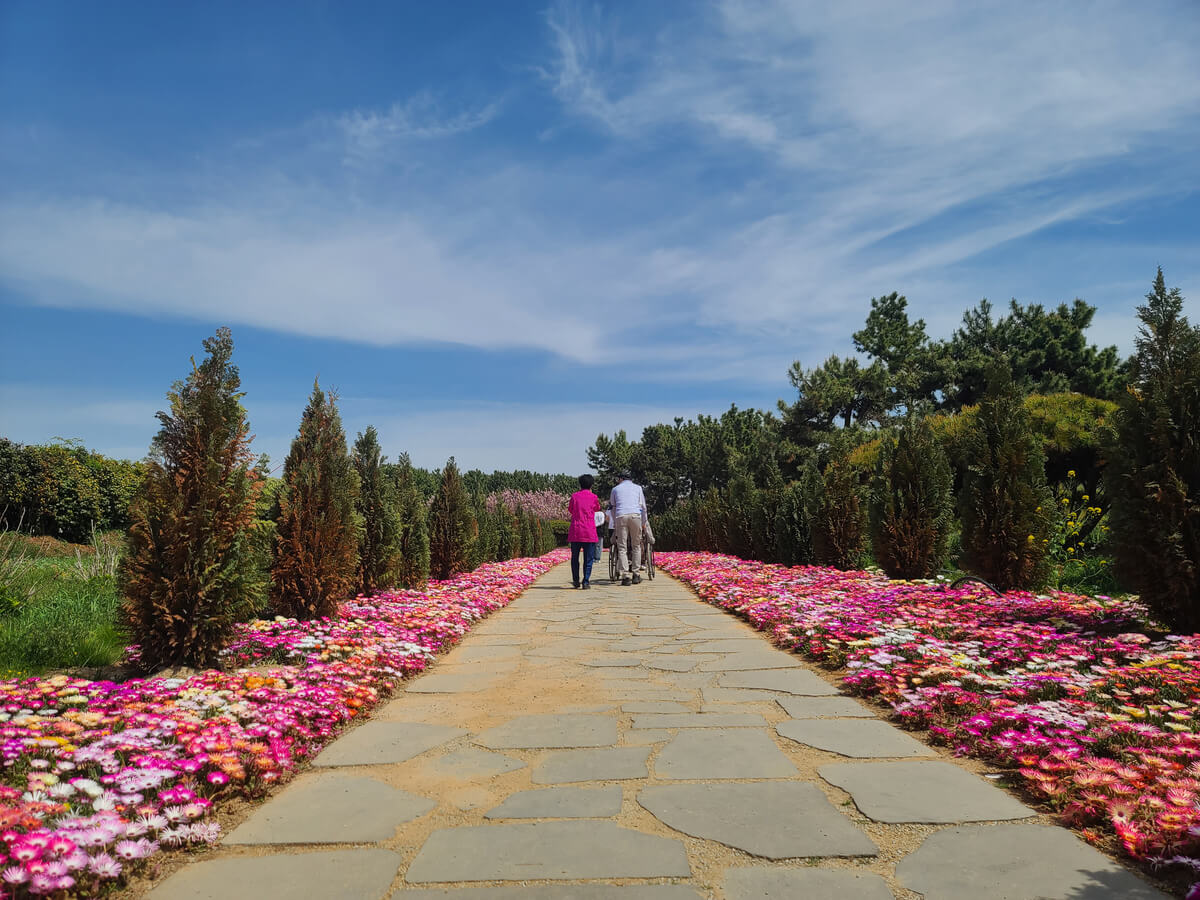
[658,551,1200,895]
[485,489,568,521]
[0,550,566,897]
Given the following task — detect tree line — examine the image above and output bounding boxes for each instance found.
[116,328,559,672]
[589,270,1200,632]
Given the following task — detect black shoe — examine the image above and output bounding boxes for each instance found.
[581,582,590,590]
[573,582,580,589]
[631,574,642,585]
[621,575,631,586]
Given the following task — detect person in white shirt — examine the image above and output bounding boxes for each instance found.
[610,472,648,585]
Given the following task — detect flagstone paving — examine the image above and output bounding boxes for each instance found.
[149,561,1169,900]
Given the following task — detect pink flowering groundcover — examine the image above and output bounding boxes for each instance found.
[0,550,566,898]
[657,551,1200,896]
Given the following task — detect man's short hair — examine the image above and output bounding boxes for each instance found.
[579,473,594,489]
[618,470,632,480]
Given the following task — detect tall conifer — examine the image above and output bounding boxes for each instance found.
[271,381,361,617]
[1109,269,1200,629]
[393,453,430,588]
[959,364,1053,591]
[429,457,474,579]
[121,328,263,671]
[353,426,400,596]
[870,415,954,579]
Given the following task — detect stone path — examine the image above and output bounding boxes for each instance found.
[148,563,1168,900]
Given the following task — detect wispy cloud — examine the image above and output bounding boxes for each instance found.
[1,0,1197,392]
[333,92,500,165]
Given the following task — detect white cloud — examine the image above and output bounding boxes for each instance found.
[333,92,500,165]
[1,0,1197,385]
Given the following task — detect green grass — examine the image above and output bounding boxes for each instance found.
[0,534,128,677]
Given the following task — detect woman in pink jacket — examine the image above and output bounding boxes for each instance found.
[567,474,602,589]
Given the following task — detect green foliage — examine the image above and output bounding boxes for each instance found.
[812,455,867,570]
[1046,469,1117,594]
[853,291,951,410]
[392,453,430,588]
[774,466,818,565]
[958,365,1054,591]
[0,439,146,541]
[271,381,362,618]
[869,416,954,579]
[946,298,1123,409]
[469,494,499,569]
[353,426,401,596]
[121,327,265,671]
[547,518,569,546]
[1108,268,1200,629]
[429,457,476,579]
[781,355,889,446]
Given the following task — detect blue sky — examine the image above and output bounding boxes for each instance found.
[2,0,1198,474]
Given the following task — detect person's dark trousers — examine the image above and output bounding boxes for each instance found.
[570,541,596,586]
[593,539,603,564]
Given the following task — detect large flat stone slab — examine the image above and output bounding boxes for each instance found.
[654,729,798,780]
[698,653,801,671]
[719,669,838,695]
[896,824,1169,899]
[427,748,525,779]
[448,645,522,662]
[485,785,622,819]
[639,783,877,859]
[644,656,700,672]
[225,774,433,844]
[622,701,691,713]
[400,888,703,900]
[777,720,932,758]
[777,696,874,718]
[631,712,767,729]
[406,672,501,693]
[312,721,466,767]
[533,747,651,783]
[820,761,1035,823]
[149,849,402,900]
[527,639,609,658]
[724,867,895,900]
[689,639,772,654]
[405,821,691,882]
[475,714,618,749]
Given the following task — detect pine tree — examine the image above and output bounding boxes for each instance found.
[429,457,475,579]
[121,328,264,671]
[271,381,362,617]
[1108,268,1200,629]
[393,453,430,587]
[959,364,1053,591]
[353,426,400,596]
[870,415,954,579]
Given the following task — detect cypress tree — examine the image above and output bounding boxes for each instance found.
[121,327,264,671]
[870,415,954,579]
[353,426,400,596]
[429,457,474,579]
[1108,269,1200,629]
[959,364,1053,591]
[393,453,430,588]
[812,457,867,570]
[271,381,362,617]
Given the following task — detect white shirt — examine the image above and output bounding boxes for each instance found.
[610,480,647,519]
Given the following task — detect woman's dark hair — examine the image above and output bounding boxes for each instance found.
[579,473,595,489]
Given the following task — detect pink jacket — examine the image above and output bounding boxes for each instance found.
[567,489,601,542]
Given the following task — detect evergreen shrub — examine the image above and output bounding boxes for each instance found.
[958,365,1054,591]
[869,416,954,579]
